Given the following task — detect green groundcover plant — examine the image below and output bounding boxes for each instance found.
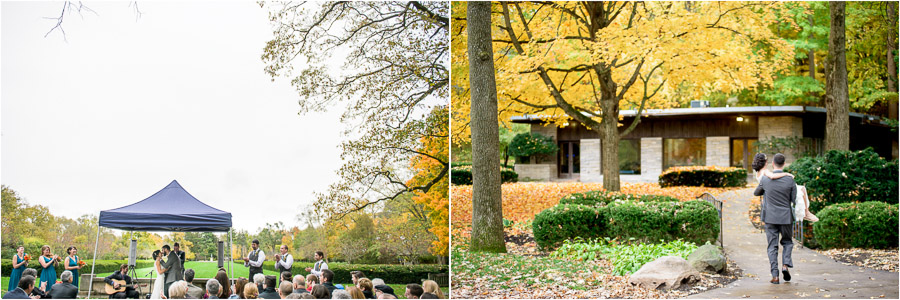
[551,238,699,276]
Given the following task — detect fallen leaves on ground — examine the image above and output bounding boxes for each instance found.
[450,233,743,299]
[817,248,899,272]
[452,182,739,241]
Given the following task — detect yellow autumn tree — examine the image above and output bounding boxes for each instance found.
[452,1,795,191]
[407,106,450,257]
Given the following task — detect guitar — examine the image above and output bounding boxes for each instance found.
[104,279,133,295]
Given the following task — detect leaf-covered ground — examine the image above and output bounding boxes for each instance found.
[451,182,742,241]
[816,248,899,272]
[451,238,743,299]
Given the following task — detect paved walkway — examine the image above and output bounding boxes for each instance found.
[689,189,899,299]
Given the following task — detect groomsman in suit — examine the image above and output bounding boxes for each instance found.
[243,239,265,280]
[305,251,328,278]
[274,245,294,285]
[173,242,186,270]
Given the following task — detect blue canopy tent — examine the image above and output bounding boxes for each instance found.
[88,180,234,298]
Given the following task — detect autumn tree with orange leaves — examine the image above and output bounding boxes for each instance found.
[452,2,795,191]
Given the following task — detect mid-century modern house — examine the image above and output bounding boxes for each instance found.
[511,105,898,182]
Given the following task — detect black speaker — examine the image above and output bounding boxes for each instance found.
[217,241,224,268]
[129,239,137,267]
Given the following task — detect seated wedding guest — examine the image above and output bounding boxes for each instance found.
[8,246,27,293]
[206,278,222,299]
[22,269,47,299]
[278,282,293,299]
[320,270,337,294]
[64,246,84,288]
[254,274,266,291]
[300,294,316,300]
[285,294,302,299]
[421,280,444,299]
[356,278,375,299]
[49,270,79,299]
[370,279,385,288]
[291,275,308,295]
[185,269,205,299]
[215,270,233,299]
[345,287,364,299]
[372,284,395,299]
[243,282,259,299]
[404,284,423,300]
[168,280,189,299]
[419,293,438,299]
[259,276,280,299]
[5,275,36,299]
[349,272,366,285]
[230,277,249,299]
[105,264,140,299]
[376,293,396,300]
[39,245,61,292]
[281,272,293,287]
[331,290,351,299]
[310,285,331,299]
[305,275,318,292]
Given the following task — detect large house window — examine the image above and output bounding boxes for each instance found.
[663,138,706,170]
[732,138,758,170]
[619,139,641,174]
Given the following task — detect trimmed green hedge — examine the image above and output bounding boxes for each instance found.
[260,261,447,284]
[813,202,899,249]
[450,165,518,185]
[658,167,747,188]
[1,259,153,277]
[533,200,719,250]
[560,191,679,206]
[786,148,899,212]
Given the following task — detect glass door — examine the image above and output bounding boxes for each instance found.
[558,141,580,178]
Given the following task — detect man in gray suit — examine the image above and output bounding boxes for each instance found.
[49,270,79,299]
[161,244,185,298]
[753,153,797,284]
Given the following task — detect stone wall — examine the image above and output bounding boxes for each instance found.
[758,116,803,164]
[706,136,731,167]
[514,164,556,181]
[580,139,601,182]
[640,137,662,181]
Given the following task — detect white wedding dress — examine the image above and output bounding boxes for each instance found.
[151,260,166,299]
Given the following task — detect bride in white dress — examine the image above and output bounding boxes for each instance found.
[151,250,166,299]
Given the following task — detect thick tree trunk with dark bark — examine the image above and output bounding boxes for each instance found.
[826,1,850,151]
[599,74,620,191]
[467,1,506,253]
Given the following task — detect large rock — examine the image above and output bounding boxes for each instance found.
[628,256,700,290]
[687,244,726,273]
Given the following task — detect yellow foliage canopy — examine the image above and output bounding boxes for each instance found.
[407,106,450,256]
[452,1,795,143]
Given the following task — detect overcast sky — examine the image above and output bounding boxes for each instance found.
[1,1,349,232]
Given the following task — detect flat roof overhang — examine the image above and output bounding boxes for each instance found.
[510,106,890,126]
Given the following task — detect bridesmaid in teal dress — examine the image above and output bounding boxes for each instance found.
[64,246,84,288]
[38,245,60,292]
[7,246,27,291]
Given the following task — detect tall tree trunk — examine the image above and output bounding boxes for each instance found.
[825,1,850,151]
[467,1,506,253]
[599,74,620,191]
[887,2,898,120]
[809,14,816,81]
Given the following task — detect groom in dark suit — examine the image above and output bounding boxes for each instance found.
[753,153,797,284]
[160,244,184,298]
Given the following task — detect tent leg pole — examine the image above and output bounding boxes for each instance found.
[229,229,234,281]
[88,219,101,299]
